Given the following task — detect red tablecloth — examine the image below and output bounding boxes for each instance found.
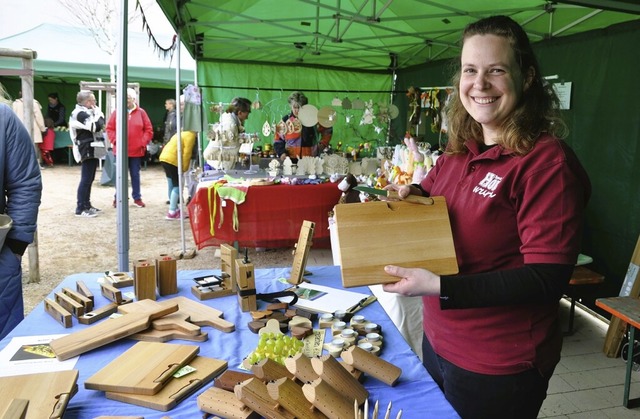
[188,181,342,249]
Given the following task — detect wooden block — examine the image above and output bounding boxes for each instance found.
[334,198,458,287]
[54,291,85,317]
[101,282,123,304]
[163,296,235,333]
[248,321,266,334]
[266,302,289,311]
[133,259,156,301]
[291,326,313,340]
[78,302,119,325]
[214,370,255,392]
[156,254,178,296]
[62,287,93,312]
[105,272,134,288]
[44,298,72,328]
[76,280,94,304]
[220,244,238,292]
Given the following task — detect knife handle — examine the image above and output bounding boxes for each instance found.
[387,190,434,205]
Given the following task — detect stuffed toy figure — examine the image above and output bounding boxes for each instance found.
[338,173,360,204]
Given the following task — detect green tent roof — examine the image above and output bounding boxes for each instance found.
[156,0,639,72]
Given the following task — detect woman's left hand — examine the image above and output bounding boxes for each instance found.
[382,265,440,297]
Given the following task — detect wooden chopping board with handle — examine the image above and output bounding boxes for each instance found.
[105,355,228,411]
[0,370,78,419]
[165,296,235,333]
[334,197,458,287]
[49,300,178,361]
[85,341,199,395]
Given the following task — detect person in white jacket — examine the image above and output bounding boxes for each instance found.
[69,90,105,217]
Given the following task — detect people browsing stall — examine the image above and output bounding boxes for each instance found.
[273,91,331,159]
[203,97,251,171]
[159,130,197,220]
[163,98,177,145]
[69,91,105,217]
[47,92,67,128]
[381,16,591,418]
[105,88,154,208]
[0,83,42,339]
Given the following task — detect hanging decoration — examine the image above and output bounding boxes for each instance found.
[136,0,178,62]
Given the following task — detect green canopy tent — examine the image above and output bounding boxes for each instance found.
[148,0,640,314]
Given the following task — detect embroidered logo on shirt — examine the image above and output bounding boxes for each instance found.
[473,172,501,198]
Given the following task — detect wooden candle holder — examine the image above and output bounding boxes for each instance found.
[134,258,157,301]
[251,358,295,382]
[302,378,356,419]
[234,377,294,419]
[341,346,401,386]
[197,386,259,419]
[267,377,325,419]
[156,254,177,296]
[284,353,319,383]
[235,255,256,312]
[311,354,368,405]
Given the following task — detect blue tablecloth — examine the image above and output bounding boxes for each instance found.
[0,267,458,418]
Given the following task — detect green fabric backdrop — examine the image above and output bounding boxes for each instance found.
[197,61,393,153]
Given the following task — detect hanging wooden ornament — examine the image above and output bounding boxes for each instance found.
[262,120,271,136]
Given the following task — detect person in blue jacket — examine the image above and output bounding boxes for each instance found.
[0,83,43,340]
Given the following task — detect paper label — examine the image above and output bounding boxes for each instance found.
[303,329,326,357]
[173,364,196,378]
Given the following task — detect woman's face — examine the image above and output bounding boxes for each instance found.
[459,34,527,143]
[238,109,251,123]
[290,102,301,117]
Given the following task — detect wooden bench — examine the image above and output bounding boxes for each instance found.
[565,265,605,335]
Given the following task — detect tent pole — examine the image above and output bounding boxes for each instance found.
[175,32,186,255]
[116,0,130,272]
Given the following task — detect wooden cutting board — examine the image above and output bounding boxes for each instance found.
[166,296,235,333]
[50,300,178,361]
[129,328,209,343]
[85,341,199,395]
[0,370,78,419]
[118,301,202,336]
[105,355,228,411]
[334,197,458,287]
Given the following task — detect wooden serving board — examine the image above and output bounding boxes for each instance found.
[129,328,209,343]
[85,341,199,395]
[105,355,228,411]
[0,370,78,419]
[334,197,458,287]
[167,296,235,333]
[49,301,178,361]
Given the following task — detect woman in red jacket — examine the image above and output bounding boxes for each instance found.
[105,88,154,208]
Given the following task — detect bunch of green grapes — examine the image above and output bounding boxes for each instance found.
[246,332,305,365]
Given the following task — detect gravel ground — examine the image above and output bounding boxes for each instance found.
[20,162,294,314]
